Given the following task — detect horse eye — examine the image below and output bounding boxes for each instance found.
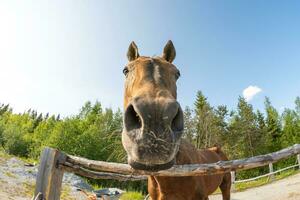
[176,71,181,79]
[123,67,129,76]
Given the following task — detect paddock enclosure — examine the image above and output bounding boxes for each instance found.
[33,144,300,200]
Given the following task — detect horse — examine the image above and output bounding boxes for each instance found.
[121,40,231,200]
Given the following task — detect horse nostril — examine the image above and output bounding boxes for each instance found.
[171,106,184,133]
[124,104,142,131]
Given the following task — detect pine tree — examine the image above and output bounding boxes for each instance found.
[228,97,260,158]
[264,97,282,151]
[183,106,196,144]
[45,113,49,120]
[281,108,298,147]
[30,110,37,119]
[280,97,300,148]
[0,104,10,116]
[194,91,214,148]
[32,113,43,130]
[212,105,229,146]
[255,110,269,154]
[295,96,300,115]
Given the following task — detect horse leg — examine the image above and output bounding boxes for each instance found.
[219,172,231,200]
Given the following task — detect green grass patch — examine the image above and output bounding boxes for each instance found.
[0,147,12,160]
[19,156,38,165]
[89,182,103,190]
[4,171,16,178]
[120,191,144,200]
[0,146,37,164]
[60,185,77,200]
[22,182,35,197]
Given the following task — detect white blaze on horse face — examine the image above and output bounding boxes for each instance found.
[153,63,162,84]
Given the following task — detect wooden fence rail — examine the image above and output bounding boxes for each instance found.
[230,160,300,191]
[33,144,300,200]
[234,163,300,184]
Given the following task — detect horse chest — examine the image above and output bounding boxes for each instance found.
[148,176,207,200]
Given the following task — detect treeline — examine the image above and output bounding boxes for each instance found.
[183,91,300,179]
[0,101,143,190]
[0,101,124,161]
[0,92,300,189]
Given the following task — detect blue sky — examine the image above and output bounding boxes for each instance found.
[1,1,300,116]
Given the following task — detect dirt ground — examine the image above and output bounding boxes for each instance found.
[1,173,299,200]
[211,172,300,200]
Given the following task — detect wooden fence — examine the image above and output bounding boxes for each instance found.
[33,144,300,200]
[230,154,300,191]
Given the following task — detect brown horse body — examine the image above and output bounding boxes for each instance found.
[148,140,231,200]
[121,41,231,200]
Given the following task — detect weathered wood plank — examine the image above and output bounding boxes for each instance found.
[34,147,66,200]
[33,144,300,200]
[65,144,300,177]
[230,171,235,192]
[235,163,299,183]
[62,162,147,181]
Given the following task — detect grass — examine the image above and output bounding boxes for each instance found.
[23,182,35,197]
[4,171,16,178]
[0,147,12,161]
[88,182,145,200]
[0,146,38,164]
[23,183,76,200]
[120,191,145,200]
[89,182,103,190]
[60,185,77,200]
[19,156,38,165]
[31,183,76,200]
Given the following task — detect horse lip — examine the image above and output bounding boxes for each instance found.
[128,158,175,171]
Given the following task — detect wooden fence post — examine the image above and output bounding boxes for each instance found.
[268,163,275,182]
[34,148,66,200]
[230,171,235,192]
[297,154,300,170]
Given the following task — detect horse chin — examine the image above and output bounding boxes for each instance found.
[128,158,175,171]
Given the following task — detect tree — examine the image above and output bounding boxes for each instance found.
[183,106,196,144]
[295,96,300,115]
[30,116,58,158]
[228,97,260,158]
[30,113,43,132]
[280,97,300,149]
[281,109,299,148]
[253,110,272,155]
[0,104,10,116]
[0,114,33,156]
[194,91,214,148]
[264,97,282,151]
[212,105,229,146]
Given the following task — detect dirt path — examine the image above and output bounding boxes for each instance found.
[211,172,300,200]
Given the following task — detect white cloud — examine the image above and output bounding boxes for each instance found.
[243,85,262,101]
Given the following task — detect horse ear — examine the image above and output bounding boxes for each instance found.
[162,40,176,63]
[127,41,139,61]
